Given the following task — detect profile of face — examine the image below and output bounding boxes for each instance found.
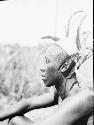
[40,44,76,87]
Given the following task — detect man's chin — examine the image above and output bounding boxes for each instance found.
[43,82,51,87]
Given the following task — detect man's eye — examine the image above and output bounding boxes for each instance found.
[46,59,49,63]
[45,57,49,63]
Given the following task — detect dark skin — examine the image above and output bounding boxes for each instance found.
[0,44,93,125]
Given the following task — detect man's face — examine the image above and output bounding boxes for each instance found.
[39,45,76,87]
[40,47,65,87]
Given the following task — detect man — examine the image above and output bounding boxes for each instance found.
[0,44,93,125]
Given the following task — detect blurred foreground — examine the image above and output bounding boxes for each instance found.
[0,42,54,108]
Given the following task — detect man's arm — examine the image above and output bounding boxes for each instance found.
[0,90,58,121]
[57,88,94,124]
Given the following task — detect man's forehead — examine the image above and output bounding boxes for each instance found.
[45,45,68,59]
[46,47,59,58]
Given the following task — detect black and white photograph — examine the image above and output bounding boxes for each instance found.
[0,0,93,125]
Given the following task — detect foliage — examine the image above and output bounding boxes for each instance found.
[0,11,93,108]
[0,42,53,106]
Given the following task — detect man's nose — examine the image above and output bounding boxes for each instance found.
[40,64,46,71]
[40,68,45,72]
[40,63,46,72]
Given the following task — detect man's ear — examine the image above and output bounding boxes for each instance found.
[60,62,69,73]
[61,61,76,78]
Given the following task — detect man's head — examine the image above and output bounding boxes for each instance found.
[40,44,76,87]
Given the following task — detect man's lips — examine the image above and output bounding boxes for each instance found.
[41,75,47,81]
[40,70,47,81]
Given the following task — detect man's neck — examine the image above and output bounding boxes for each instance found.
[55,73,78,99]
[65,73,78,91]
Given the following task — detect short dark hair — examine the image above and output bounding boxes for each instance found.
[47,44,76,77]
